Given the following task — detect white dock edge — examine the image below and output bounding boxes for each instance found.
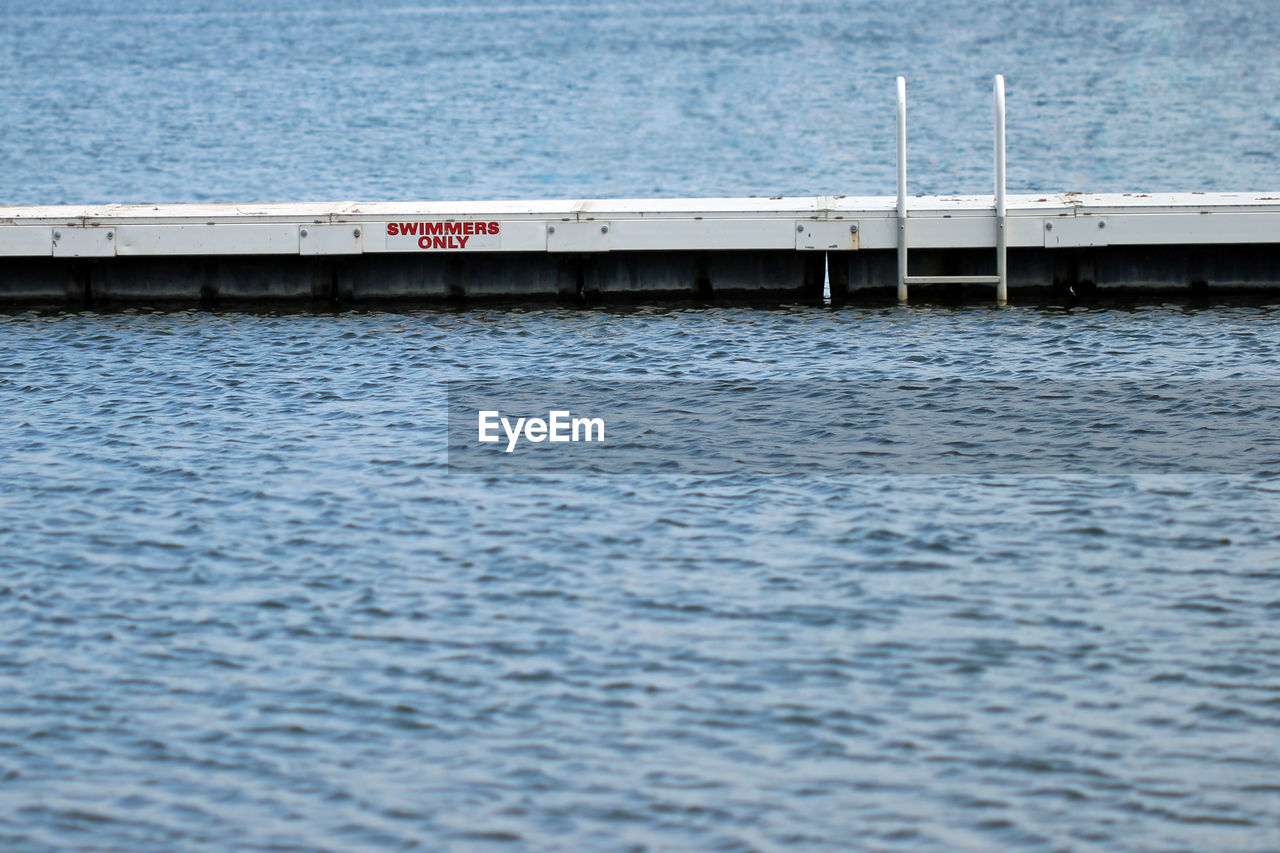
[2,192,1279,258]
[3,193,1279,304]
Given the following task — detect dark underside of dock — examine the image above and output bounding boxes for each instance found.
[3,244,1280,308]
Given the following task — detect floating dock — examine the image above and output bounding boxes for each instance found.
[2,192,1280,306]
[2,77,1277,307]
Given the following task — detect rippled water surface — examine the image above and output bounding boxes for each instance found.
[1,0,1278,202]
[4,305,1280,851]
[3,1,1280,851]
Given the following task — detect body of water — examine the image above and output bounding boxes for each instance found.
[1,1,1279,850]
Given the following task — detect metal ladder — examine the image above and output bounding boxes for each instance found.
[896,74,1007,304]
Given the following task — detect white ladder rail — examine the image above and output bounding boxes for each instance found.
[896,76,909,304]
[994,74,1008,304]
[896,74,1009,304]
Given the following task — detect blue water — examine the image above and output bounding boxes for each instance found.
[3,2,1280,851]
[1,0,1277,204]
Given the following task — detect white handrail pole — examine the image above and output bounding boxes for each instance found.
[994,74,1008,304]
[896,76,908,303]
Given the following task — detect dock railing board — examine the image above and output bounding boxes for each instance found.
[1,76,1279,305]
